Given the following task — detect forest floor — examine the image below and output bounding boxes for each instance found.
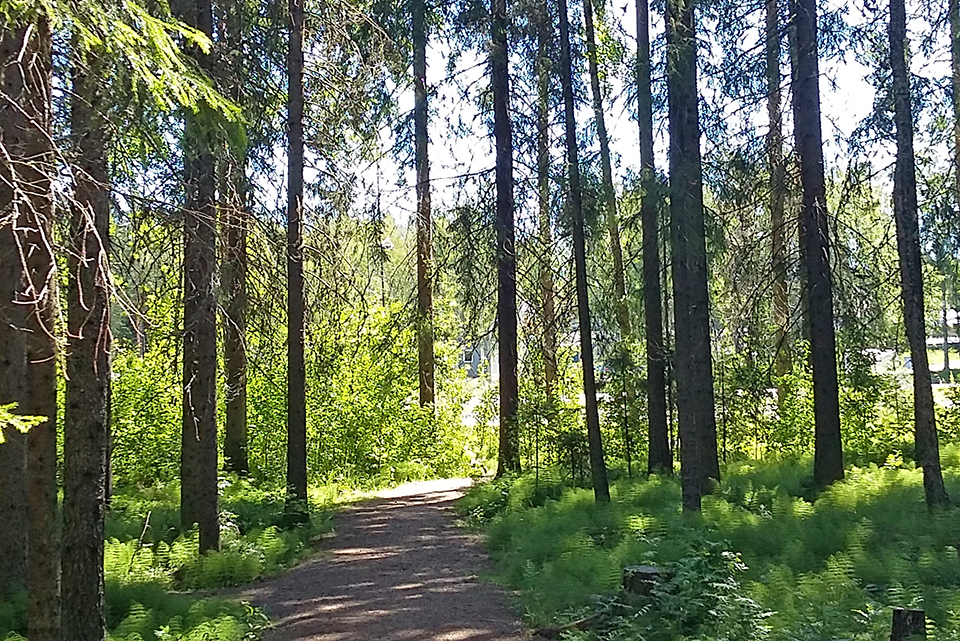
[240,478,527,641]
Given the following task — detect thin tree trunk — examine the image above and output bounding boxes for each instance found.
[180,0,220,552]
[666,0,719,511]
[943,281,951,381]
[951,0,960,228]
[222,2,248,476]
[492,0,520,477]
[0,18,60,640]
[790,0,844,487]
[0,27,29,600]
[663,234,676,461]
[537,0,557,410]
[636,0,670,475]
[788,15,811,347]
[583,0,638,456]
[63,42,111,641]
[286,0,309,517]
[413,0,435,409]
[890,0,949,507]
[222,167,248,474]
[559,0,610,502]
[767,0,790,394]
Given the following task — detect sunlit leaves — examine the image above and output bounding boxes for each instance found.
[0,403,45,444]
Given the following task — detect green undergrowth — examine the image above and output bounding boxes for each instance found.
[1,476,352,641]
[460,445,960,640]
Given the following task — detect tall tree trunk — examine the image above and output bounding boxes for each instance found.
[222,167,248,475]
[537,0,557,410]
[890,0,949,507]
[559,0,610,502]
[492,0,520,477]
[787,13,810,348]
[583,0,638,458]
[767,0,791,393]
[63,42,111,641]
[286,0,309,518]
[636,0,670,475]
[0,18,60,640]
[0,26,29,599]
[951,0,960,228]
[180,0,221,552]
[666,0,719,512]
[790,0,844,487]
[413,0,435,409]
[222,1,248,476]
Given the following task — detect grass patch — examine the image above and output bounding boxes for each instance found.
[460,446,960,640]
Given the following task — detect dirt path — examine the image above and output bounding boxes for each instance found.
[242,478,526,641]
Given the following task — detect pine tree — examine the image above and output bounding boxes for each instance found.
[767,0,791,396]
[413,0,435,409]
[1,15,60,639]
[636,0,670,475]
[222,0,249,476]
[537,0,557,411]
[666,0,719,511]
[62,39,111,641]
[583,0,637,464]
[889,0,949,507]
[790,0,843,487]
[179,0,221,552]
[286,0,309,518]
[492,0,520,476]
[558,0,610,502]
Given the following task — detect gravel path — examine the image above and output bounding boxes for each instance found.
[242,478,527,641]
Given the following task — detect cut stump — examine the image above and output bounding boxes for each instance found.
[891,608,925,641]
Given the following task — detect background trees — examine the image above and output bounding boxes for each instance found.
[5,0,960,634]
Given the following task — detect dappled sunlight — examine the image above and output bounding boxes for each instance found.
[463,460,960,637]
[241,479,523,640]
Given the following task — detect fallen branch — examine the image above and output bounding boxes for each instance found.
[533,614,601,639]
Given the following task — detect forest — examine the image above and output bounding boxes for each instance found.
[4,0,960,637]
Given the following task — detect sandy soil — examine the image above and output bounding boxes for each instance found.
[241,478,527,641]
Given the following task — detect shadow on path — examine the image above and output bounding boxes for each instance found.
[242,478,526,641]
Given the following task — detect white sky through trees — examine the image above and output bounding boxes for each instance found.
[342,0,951,237]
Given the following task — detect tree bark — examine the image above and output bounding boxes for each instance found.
[63,42,111,641]
[413,0,435,409]
[559,0,610,502]
[790,0,844,487]
[537,0,557,411]
[286,0,309,518]
[767,0,791,394]
[666,0,719,512]
[222,0,248,476]
[492,0,520,477]
[951,0,960,234]
[180,0,221,552]
[583,0,639,462]
[0,17,60,640]
[636,0,670,475]
[0,26,29,600]
[889,0,949,507]
[943,282,951,382]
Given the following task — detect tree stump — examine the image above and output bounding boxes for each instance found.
[890,608,925,640]
[622,565,669,596]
